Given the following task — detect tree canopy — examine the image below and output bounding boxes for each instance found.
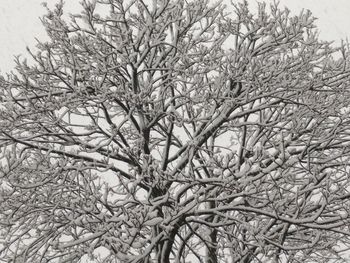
[2,0,350,262]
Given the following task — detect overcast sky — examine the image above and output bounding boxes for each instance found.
[0,0,349,73]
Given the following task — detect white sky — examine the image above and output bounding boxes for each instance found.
[0,0,349,73]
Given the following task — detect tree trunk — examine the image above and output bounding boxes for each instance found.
[206,200,218,263]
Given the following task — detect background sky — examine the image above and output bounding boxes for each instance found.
[0,0,350,73]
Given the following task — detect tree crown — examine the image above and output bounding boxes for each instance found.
[1,0,350,262]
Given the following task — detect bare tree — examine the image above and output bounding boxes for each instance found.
[2,0,350,262]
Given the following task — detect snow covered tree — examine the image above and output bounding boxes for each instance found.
[2,0,350,262]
